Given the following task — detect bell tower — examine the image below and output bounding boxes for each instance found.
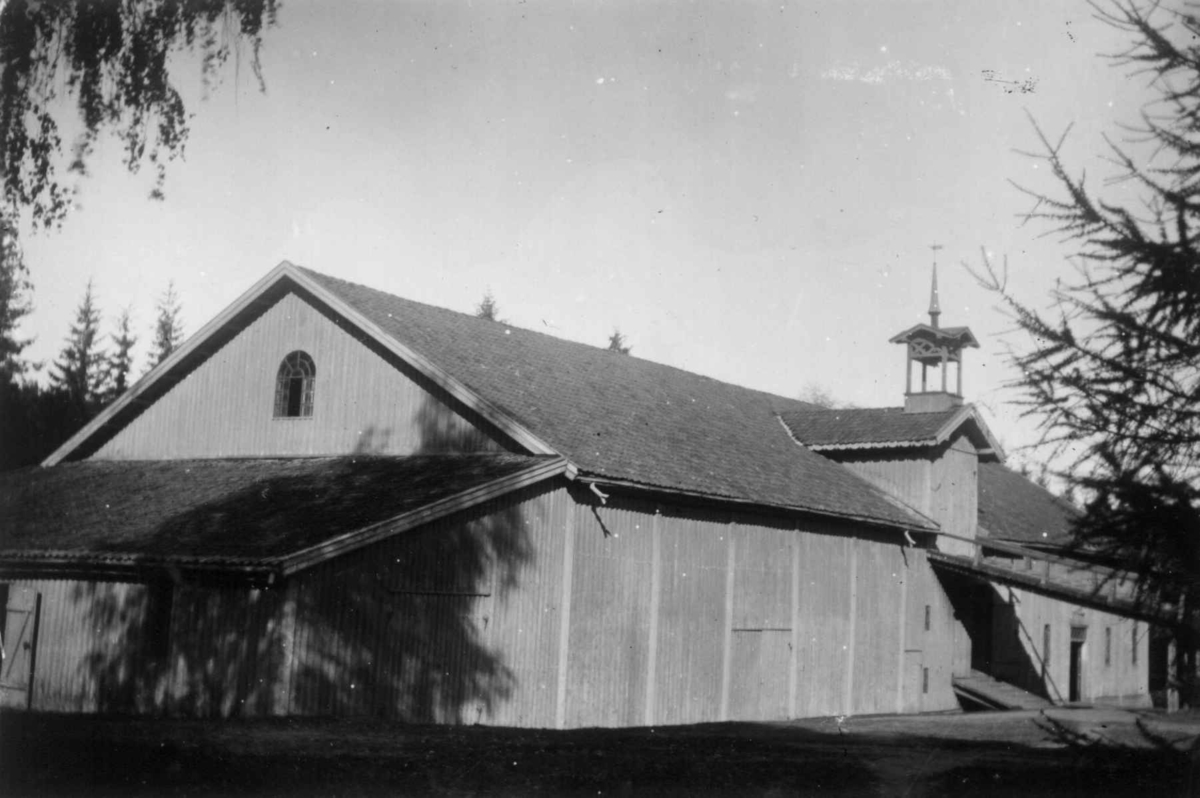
[889,249,979,413]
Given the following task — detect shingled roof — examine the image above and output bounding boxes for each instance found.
[1,454,563,575]
[780,407,960,449]
[779,405,1001,457]
[294,267,933,531]
[977,462,1078,547]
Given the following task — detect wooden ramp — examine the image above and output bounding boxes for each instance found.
[952,670,1054,711]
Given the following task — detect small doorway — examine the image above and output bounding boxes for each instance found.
[1069,625,1086,703]
[968,585,994,672]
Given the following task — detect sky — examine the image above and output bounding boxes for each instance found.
[14,0,1162,469]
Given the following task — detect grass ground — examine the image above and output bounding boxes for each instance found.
[1,707,1197,796]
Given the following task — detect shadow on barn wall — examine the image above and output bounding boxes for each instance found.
[937,570,1054,700]
[990,591,1062,701]
[286,487,530,722]
[75,396,534,719]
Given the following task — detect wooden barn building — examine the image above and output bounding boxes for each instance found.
[0,262,1168,722]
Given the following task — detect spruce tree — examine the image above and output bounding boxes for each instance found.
[975,0,1200,702]
[475,290,500,322]
[606,329,631,355]
[149,281,184,368]
[50,280,106,416]
[0,216,33,383]
[103,307,137,403]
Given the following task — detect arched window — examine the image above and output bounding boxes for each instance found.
[274,351,315,418]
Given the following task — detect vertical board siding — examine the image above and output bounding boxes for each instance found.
[726,518,793,721]
[653,510,729,726]
[563,499,654,728]
[989,584,1150,707]
[904,549,959,711]
[792,528,854,718]
[287,482,567,725]
[930,435,978,556]
[167,586,286,717]
[841,456,932,518]
[15,579,152,713]
[94,292,503,460]
[484,486,570,727]
[11,578,287,717]
[850,540,905,715]
[9,491,972,724]
[837,435,979,556]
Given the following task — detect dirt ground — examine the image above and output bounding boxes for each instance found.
[2,707,1197,797]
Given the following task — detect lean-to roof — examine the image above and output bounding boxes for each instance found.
[1,454,565,576]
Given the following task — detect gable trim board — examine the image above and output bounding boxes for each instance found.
[43,261,560,467]
[1,455,573,584]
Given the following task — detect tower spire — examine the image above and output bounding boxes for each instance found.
[928,245,942,329]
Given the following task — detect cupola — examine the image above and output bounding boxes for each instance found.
[889,257,979,413]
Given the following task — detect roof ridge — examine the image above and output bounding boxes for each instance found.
[297,265,818,408]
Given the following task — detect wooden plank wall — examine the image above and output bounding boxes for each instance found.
[653,508,729,725]
[850,538,905,715]
[284,484,963,727]
[93,292,502,460]
[837,434,979,557]
[901,549,963,709]
[5,578,287,716]
[7,486,968,724]
[168,586,288,717]
[561,496,961,727]
[286,482,569,726]
[792,528,854,718]
[988,584,1151,707]
[929,434,978,557]
[562,497,656,727]
[840,456,932,519]
[7,579,150,712]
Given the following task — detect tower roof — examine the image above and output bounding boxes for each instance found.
[888,323,979,348]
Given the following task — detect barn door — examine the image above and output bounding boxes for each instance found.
[726,533,792,721]
[0,586,41,709]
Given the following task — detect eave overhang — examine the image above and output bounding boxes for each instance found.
[574,472,941,535]
[888,323,980,348]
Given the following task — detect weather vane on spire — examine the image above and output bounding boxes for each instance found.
[929,244,943,329]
